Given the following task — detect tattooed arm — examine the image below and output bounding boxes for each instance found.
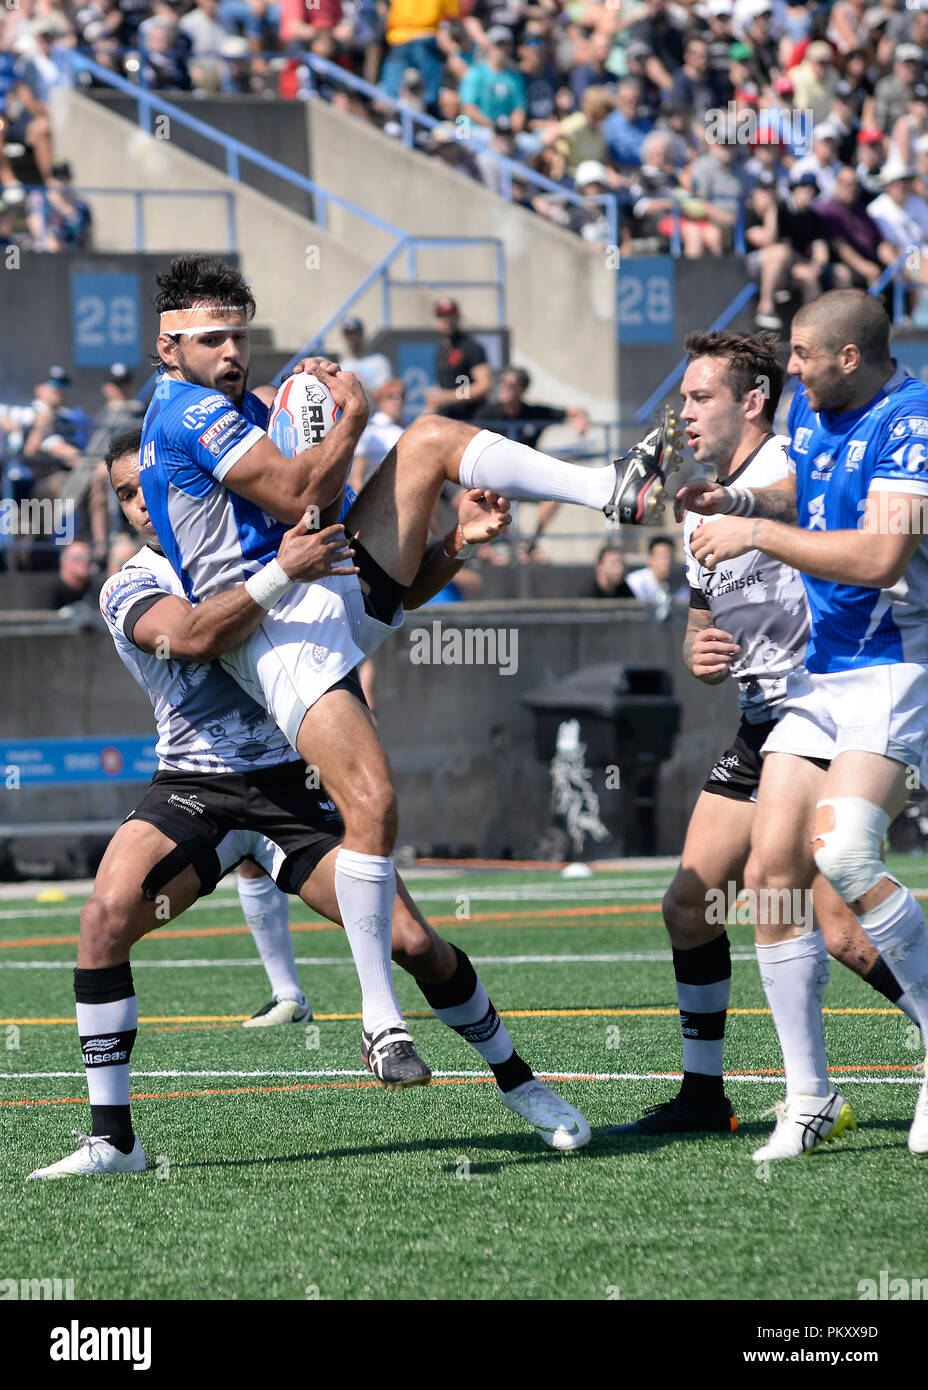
[683,603,741,685]
[674,474,797,524]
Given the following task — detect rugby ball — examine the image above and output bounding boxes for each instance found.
[268,372,341,458]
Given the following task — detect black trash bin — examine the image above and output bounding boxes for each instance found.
[522,662,681,859]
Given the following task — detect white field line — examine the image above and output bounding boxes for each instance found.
[0,1068,919,1085]
[0,952,764,969]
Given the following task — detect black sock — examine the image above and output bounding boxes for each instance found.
[418,946,533,1092]
[673,934,730,1109]
[863,955,903,1005]
[74,962,138,1154]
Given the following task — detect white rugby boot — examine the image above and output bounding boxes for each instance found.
[499,1078,591,1151]
[752,1092,855,1162]
[28,1132,147,1178]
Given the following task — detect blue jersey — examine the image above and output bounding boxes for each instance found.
[787,364,928,673]
[140,377,282,602]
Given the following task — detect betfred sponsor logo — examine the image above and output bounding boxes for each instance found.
[199,410,239,448]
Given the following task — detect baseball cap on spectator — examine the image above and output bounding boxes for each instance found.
[434,297,459,316]
[882,160,916,185]
[773,75,794,95]
[742,0,772,16]
[791,171,821,191]
[896,44,924,63]
[806,41,834,62]
[750,127,782,146]
[107,363,132,384]
[753,170,777,190]
[706,0,732,15]
[626,40,651,61]
[342,316,364,334]
[864,6,889,27]
[486,25,514,46]
[858,127,884,144]
[47,365,70,386]
[729,42,754,61]
[575,160,610,188]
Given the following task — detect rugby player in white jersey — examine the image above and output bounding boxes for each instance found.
[680,290,928,1159]
[139,256,669,1091]
[610,331,916,1139]
[29,430,588,1177]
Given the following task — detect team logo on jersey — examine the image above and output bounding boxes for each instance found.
[807,494,826,529]
[846,440,867,468]
[793,427,812,454]
[810,452,834,479]
[182,394,230,430]
[891,417,928,438]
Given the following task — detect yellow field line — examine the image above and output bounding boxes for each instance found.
[0,1005,904,1026]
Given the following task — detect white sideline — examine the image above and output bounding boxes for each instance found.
[0,952,763,968]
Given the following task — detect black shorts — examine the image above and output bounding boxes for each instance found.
[703,718,775,803]
[354,537,405,626]
[127,759,347,899]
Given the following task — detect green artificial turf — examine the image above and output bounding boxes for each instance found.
[1,860,926,1300]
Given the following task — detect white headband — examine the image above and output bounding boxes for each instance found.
[159,305,249,338]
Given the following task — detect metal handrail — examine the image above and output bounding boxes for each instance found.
[20,183,237,251]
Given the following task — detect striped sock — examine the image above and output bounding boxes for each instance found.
[74,961,138,1154]
[418,946,533,1092]
[673,933,731,1108]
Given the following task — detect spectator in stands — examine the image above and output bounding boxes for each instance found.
[518,34,560,133]
[459,28,526,137]
[280,0,344,47]
[866,160,928,265]
[338,316,392,399]
[624,40,663,121]
[687,134,748,255]
[789,123,842,203]
[425,297,491,419]
[351,377,405,491]
[626,130,680,252]
[704,1,736,98]
[817,164,897,289]
[745,170,830,330]
[569,31,617,107]
[588,543,634,599]
[0,42,55,189]
[741,1,779,85]
[656,98,700,171]
[216,0,280,51]
[890,80,928,165]
[548,83,615,176]
[625,0,684,95]
[25,367,91,470]
[179,0,229,91]
[829,0,869,57]
[424,121,482,179]
[827,81,863,164]
[743,129,790,196]
[473,364,588,448]
[48,540,93,612]
[139,15,194,90]
[568,160,615,246]
[790,40,841,124]
[873,43,925,133]
[25,160,92,251]
[378,0,457,110]
[626,536,686,620]
[857,126,887,196]
[603,78,651,169]
[669,33,725,114]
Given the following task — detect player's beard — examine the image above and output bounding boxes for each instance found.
[698,416,744,481]
[176,346,249,404]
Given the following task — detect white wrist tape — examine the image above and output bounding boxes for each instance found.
[244,558,292,610]
[722,487,755,517]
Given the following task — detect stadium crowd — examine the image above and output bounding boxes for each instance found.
[2,0,928,281]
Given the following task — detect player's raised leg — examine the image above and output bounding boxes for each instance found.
[812,751,928,1155]
[293,687,429,1088]
[236,861,312,1027]
[298,849,590,1148]
[28,820,203,1178]
[744,752,855,1162]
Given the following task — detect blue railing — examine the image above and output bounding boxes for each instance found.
[24,184,237,251]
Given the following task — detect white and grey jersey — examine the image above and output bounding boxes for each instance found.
[683,433,810,724]
[99,545,296,773]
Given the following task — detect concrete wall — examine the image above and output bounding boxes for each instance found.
[50,89,436,353]
[306,100,618,418]
[0,604,739,860]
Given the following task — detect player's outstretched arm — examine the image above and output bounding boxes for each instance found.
[691,491,925,587]
[674,475,797,524]
[682,605,740,685]
[223,362,369,524]
[403,489,511,610]
[132,520,357,662]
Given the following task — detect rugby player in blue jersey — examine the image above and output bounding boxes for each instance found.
[139,255,664,1092]
[678,290,928,1159]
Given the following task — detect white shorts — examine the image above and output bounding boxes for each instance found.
[359,602,404,658]
[220,575,366,751]
[216,828,284,883]
[763,662,928,782]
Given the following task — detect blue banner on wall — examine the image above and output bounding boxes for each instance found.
[70,271,142,368]
[617,257,676,345]
[1,736,157,788]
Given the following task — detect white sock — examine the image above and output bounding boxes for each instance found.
[236,872,304,1004]
[755,933,831,1096]
[858,886,928,1038]
[457,430,616,509]
[334,848,402,1036]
